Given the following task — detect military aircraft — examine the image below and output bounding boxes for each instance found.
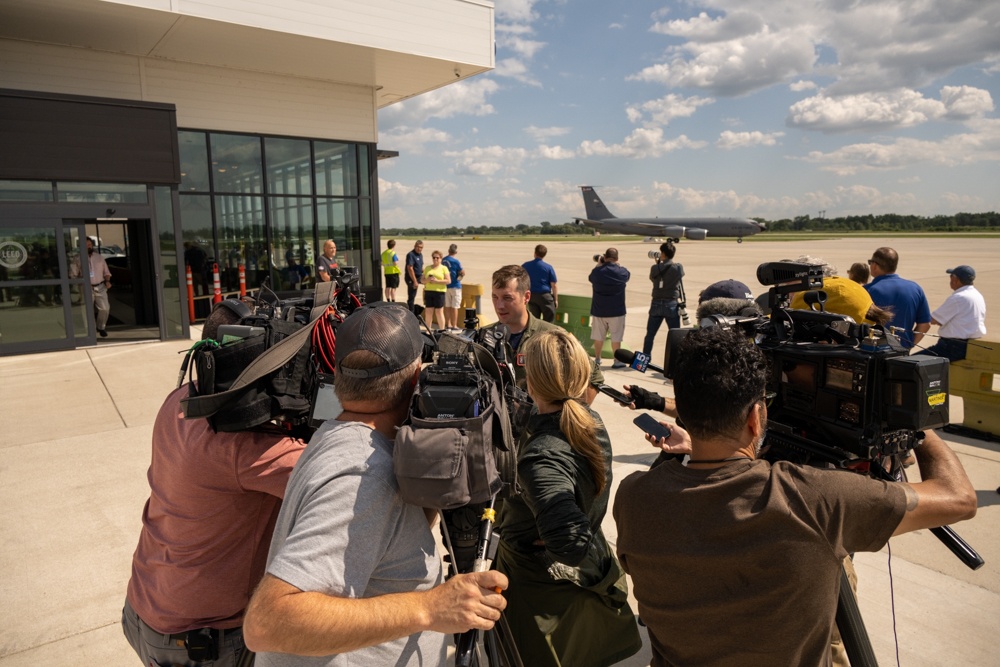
[573,185,765,243]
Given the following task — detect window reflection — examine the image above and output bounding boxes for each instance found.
[315,142,357,197]
[179,131,211,192]
[265,138,312,196]
[210,134,263,194]
[216,194,266,292]
[269,197,314,291]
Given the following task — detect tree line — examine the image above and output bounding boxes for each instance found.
[383,212,1000,237]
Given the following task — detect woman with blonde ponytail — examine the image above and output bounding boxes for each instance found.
[495,329,641,667]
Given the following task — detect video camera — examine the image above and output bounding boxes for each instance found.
[179,271,367,435]
[677,261,950,467]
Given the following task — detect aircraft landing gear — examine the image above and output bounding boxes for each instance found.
[738,236,744,243]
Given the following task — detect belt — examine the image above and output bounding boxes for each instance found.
[92,283,104,287]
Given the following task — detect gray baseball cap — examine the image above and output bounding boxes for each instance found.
[335,302,424,379]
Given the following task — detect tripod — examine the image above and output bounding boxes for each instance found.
[441,498,525,667]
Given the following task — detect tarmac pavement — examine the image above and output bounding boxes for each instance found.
[1,234,998,666]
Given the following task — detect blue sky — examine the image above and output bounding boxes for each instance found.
[377,0,1000,229]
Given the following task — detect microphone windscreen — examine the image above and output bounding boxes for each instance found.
[614,348,636,365]
[696,297,762,322]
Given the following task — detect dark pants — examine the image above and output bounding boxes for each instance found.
[406,278,419,312]
[528,292,556,322]
[122,599,249,667]
[923,338,968,362]
[643,299,680,356]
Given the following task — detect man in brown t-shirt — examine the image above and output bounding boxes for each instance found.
[613,327,977,666]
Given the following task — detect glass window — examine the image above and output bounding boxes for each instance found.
[155,186,183,337]
[179,131,211,192]
[179,194,215,318]
[358,145,371,197]
[210,134,263,195]
[0,180,54,201]
[216,194,266,293]
[0,300,75,345]
[314,142,357,197]
[0,228,62,281]
[317,198,361,271]
[56,182,148,203]
[265,138,312,196]
[268,197,314,290]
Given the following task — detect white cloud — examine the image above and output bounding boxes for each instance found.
[625,94,714,127]
[787,87,994,132]
[378,178,458,206]
[443,145,531,177]
[380,79,499,128]
[524,125,571,142]
[495,0,537,23]
[500,35,545,59]
[651,10,764,42]
[716,130,784,149]
[494,58,542,87]
[629,25,816,96]
[578,128,706,159]
[789,80,817,92]
[801,118,1000,175]
[537,145,576,160]
[609,22,624,30]
[377,127,451,155]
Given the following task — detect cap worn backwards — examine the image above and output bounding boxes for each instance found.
[336,302,424,379]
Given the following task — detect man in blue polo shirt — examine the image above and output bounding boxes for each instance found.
[864,247,930,350]
[522,244,559,322]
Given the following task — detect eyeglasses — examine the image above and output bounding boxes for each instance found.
[867,258,877,266]
[763,391,776,408]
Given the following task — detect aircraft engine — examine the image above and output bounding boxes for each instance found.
[660,226,685,239]
[684,228,708,241]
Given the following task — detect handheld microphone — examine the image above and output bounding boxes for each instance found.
[491,324,516,387]
[614,348,667,375]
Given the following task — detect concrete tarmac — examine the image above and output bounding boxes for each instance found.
[1,234,997,666]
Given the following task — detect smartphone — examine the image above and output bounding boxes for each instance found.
[597,384,632,405]
[633,413,672,440]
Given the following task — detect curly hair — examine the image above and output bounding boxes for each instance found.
[674,327,769,440]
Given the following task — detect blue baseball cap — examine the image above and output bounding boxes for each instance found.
[946,265,975,283]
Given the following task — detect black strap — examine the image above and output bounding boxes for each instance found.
[181,287,336,419]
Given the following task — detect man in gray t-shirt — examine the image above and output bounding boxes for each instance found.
[244,303,508,664]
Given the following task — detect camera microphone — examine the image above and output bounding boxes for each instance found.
[614,348,667,375]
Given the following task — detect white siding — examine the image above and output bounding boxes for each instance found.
[104,0,495,67]
[0,40,377,142]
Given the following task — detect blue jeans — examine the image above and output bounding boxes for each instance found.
[643,299,680,357]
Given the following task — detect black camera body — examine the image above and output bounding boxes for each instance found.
[684,261,950,466]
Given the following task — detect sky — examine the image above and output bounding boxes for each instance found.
[376,0,1000,229]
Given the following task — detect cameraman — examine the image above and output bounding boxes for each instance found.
[487,264,602,404]
[613,326,977,666]
[589,247,630,368]
[122,301,308,667]
[244,303,507,665]
[643,241,684,358]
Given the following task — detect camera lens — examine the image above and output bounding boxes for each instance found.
[593,254,602,262]
[648,250,661,260]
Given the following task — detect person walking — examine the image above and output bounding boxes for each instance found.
[381,239,401,302]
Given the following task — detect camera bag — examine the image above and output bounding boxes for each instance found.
[394,380,507,509]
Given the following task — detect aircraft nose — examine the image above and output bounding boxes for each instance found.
[755,221,767,232]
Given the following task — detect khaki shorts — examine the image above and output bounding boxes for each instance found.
[591,315,625,342]
[446,288,463,309]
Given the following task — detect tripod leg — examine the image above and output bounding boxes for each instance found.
[835,562,878,667]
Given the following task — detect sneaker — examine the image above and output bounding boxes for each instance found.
[611,360,627,369]
[98,329,108,338]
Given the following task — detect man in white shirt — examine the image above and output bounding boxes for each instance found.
[925,265,986,361]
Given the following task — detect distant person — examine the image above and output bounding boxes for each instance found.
[123,302,307,667]
[86,237,112,337]
[613,326,977,667]
[495,328,642,667]
[848,261,870,285]
[244,303,508,665]
[184,241,210,296]
[422,250,449,330]
[925,265,987,362]
[441,243,466,330]
[316,240,339,283]
[589,248,630,368]
[381,239,401,302]
[864,247,930,349]
[405,240,425,312]
[643,241,684,359]
[522,244,558,322]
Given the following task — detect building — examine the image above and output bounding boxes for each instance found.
[0,0,494,354]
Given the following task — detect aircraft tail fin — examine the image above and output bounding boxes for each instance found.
[580,185,616,220]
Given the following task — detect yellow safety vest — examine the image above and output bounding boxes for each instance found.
[382,248,401,274]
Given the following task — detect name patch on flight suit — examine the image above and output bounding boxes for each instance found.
[516,353,526,367]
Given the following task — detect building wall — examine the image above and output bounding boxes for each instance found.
[104,0,495,67]
[0,39,378,142]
